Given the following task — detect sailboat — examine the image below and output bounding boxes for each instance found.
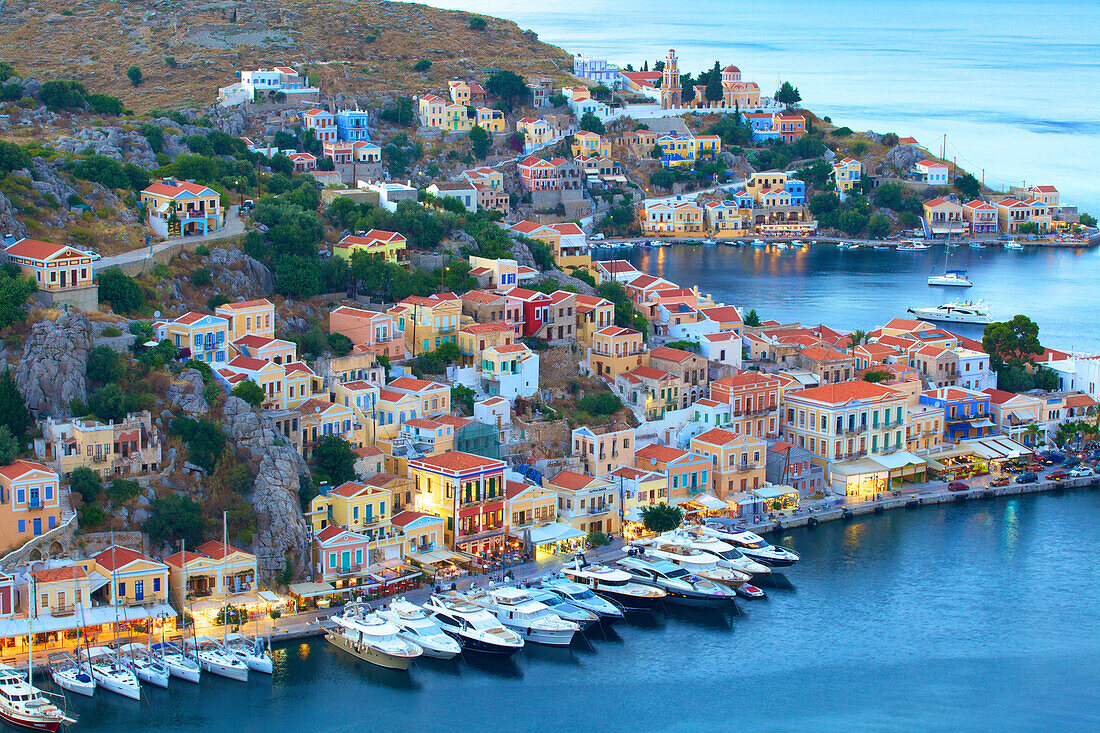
[48,605,95,698]
[927,244,972,287]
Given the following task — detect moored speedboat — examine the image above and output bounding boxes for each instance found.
[629,538,751,588]
[85,647,141,701]
[326,603,423,670]
[537,578,625,622]
[700,523,800,569]
[186,637,249,682]
[222,633,273,674]
[737,583,767,599]
[425,592,525,655]
[377,599,461,660]
[0,664,70,732]
[774,242,789,250]
[616,554,737,607]
[525,587,599,629]
[562,556,666,613]
[1005,241,1024,250]
[47,653,95,698]
[467,587,579,646]
[751,239,766,248]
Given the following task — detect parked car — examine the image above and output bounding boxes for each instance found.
[589,233,605,241]
[1045,469,1068,481]
[1015,472,1038,484]
[989,477,1010,487]
[1062,457,1080,469]
[1069,467,1095,478]
[947,481,968,492]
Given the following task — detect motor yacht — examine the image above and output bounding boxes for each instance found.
[47,652,95,698]
[616,554,736,607]
[0,663,70,732]
[790,240,803,248]
[222,633,273,674]
[377,599,461,660]
[149,641,201,683]
[467,587,579,646]
[629,538,751,588]
[524,587,599,629]
[561,556,666,613]
[115,643,169,689]
[969,241,985,249]
[700,523,800,569]
[907,299,992,325]
[1005,241,1025,250]
[425,592,525,655]
[774,242,789,250]
[751,239,766,248]
[326,603,423,670]
[84,646,141,701]
[536,578,625,622]
[185,637,249,682]
[897,240,930,251]
[660,529,771,576]
[836,241,850,250]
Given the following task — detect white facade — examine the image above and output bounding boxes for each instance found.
[1043,355,1100,398]
[956,348,997,391]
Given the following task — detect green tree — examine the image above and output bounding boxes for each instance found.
[312,435,357,485]
[576,392,622,416]
[451,385,475,414]
[775,81,801,107]
[704,61,723,103]
[275,255,322,299]
[468,15,487,30]
[982,315,1043,368]
[231,379,265,408]
[866,212,892,239]
[90,95,127,115]
[0,370,30,437]
[485,70,528,108]
[412,59,431,72]
[191,267,212,286]
[1017,222,1039,235]
[88,383,126,422]
[847,329,868,348]
[39,80,86,110]
[80,502,106,529]
[97,268,144,313]
[0,140,30,174]
[126,65,143,86]
[139,122,164,154]
[579,112,605,134]
[862,370,891,383]
[326,332,353,356]
[69,466,103,504]
[680,73,695,104]
[0,264,37,328]
[0,425,18,465]
[641,503,684,533]
[838,209,868,236]
[86,345,122,385]
[1080,212,1096,228]
[743,308,761,327]
[144,494,204,549]
[171,417,226,473]
[469,124,491,159]
[955,173,981,200]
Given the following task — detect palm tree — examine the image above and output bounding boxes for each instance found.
[1023,423,1042,447]
[847,329,868,350]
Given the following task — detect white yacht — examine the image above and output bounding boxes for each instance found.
[150,641,201,683]
[629,538,751,588]
[616,555,737,607]
[84,646,141,701]
[425,592,525,655]
[700,523,800,569]
[1005,241,1025,250]
[751,239,766,248]
[116,643,169,689]
[836,241,851,250]
[186,637,249,682]
[0,663,69,732]
[537,578,625,622]
[377,599,461,660]
[47,652,95,698]
[927,270,973,287]
[326,603,423,670]
[790,240,803,248]
[467,587,579,646]
[907,299,992,325]
[562,556,666,613]
[524,588,599,629]
[774,242,789,250]
[222,633,273,674]
[660,529,772,576]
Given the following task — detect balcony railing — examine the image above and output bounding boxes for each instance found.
[122,596,157,607]
[586,505,611,516]
[50,604,75,617]
[459,527,505,542]
[335,564,362,576]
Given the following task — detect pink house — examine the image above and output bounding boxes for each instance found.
[329,305,405,359]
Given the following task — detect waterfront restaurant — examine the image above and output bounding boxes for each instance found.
[922,446,991,481]
[752,484,800,511]
[828,458,889,501]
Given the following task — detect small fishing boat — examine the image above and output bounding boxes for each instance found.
[736,584,767,599]
[1004,241,1025,250]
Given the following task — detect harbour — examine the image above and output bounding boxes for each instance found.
[54,485,1100,733]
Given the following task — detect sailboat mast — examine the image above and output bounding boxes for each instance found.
[27,571,33,682]
[221,511,228,645]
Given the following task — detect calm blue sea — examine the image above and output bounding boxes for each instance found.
[404,0,1100,215]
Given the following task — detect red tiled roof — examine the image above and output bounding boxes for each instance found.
[411,451,503,473]
[316,525,345,542]
[627,365,673,381]
[649,345,695,363]
[693,428,742,446]
[434,415,472,430]
[31,566,86,583]
[163,551,204,568]
[635,443,688,464]
[463,290,506,304]
[703,305,742,323]
[94,546,157,571]
[354,445,383,457]
[790,380,902,405]
[144,180,217,198]
[391,510,439,527]
[0,460,52,481]
[389,376,444,392]
[195,540,246,560]
[462,322,513,335]
[217,298,273,311]
[550,470,599,491]
[4,238,73,261]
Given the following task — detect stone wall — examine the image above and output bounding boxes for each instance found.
[37,284,99,312]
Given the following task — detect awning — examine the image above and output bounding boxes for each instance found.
[188,598,224,613]
[624,507,644,523]
[969,418,995,428]
[691,493,728,510]
[752,485,797,501]
[869,451,927,470]
[288,581,337,598]
[960,435,1033,460]
[257,590,282,604]
[407,549,465,566]
[524,522,585,546]
[0,602,177,639]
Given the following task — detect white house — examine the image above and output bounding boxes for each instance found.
[427,181,478,213]
[915,159,949,185]
[217,66,318,107]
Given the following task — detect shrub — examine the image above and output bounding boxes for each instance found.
[170,417,225,473]
[468,15,487,30]
[231,379,265,408]
[101,326,122,337]
[126,65,143,86]
[144,494,204,548]
[86,93,124,115]
[97,268,144,313]
[86,345,122,384]
[412,59,431,72]
[69,467,102,504]
[164,56,177,68]
[326,332,352,356]
[576,392,622,416]
[107,478,141,505]
[191,267,212,286]
[39,80,86,110]
[80,502,107,529]
[195,244,210,256]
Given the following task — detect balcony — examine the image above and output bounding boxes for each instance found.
[734,407,773,418]
[50,604,75,617]
[459,527,505,542]
[92,454,107,463]
[586,504,612,516]
[335,564,362,576]
[122,596,157,608]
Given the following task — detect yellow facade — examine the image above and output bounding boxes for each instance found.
[389,294,463,355]
[518,118,554,147]
[215,299,276,342]
[588,326,648,379]
[334,230,407,265]
[0,461,62,551]
[310,481,392,533]
[476,108,506,134]
[571,131,611,158]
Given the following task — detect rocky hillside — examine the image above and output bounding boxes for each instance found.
[0,0,574,111]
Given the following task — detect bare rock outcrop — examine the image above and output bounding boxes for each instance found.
[15,311,92,417]
[166,369,209,417]
[885,144,925,174]
[222,397,311,583]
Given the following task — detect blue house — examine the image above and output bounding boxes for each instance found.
[784,177,806,205]
[919,387,994,441]
[336,108,371,142]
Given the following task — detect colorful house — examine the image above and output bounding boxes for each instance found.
[832,157,862,193]
[996,198,1052,235]
[517,118,555,149]
[3,239,96,305]
[392,510,446,555]
[388,293,462,355]
[915,159,949,185]
[962,200,998,235]
[216,298,276,342]
[334,229,407,264]
[546,471,618,537]
[690,429,767,498]
[329,306,405,360]
[322,140,354,164]
[335,108,371,142]
[782,381,908,467]
[633,444,711,502]
[0,461,63,550]
[588,326,648,379]
[919,387,994,441]
[418,94,446,128]
[164,312,229,364]
[140,178,223,237]
[91,546,170,607]
[923,198,966,237]
[410,451,508,556]
[643,201,704,236]
[571,131,611,158]
[303,108,336,144]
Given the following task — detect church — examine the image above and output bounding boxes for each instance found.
[659,49,761,111]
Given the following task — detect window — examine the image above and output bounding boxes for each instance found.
[118,582,126,598]
[153,577,161,592]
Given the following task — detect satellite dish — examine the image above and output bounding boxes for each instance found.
[154,310,161,319]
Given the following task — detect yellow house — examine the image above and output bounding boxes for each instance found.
[444,103,473,132]
[418,94,446,128]
[546,470,619,537]
[643,201,704,236]
[375,388,422,440]
[379,417,456,477]
[575,294,615,349]
[0,461,63,551]
[218,356,288,408]
[309,480,392,533]
[92,546,170,607]
[162,312,229,364]
[448,80,472,105]
[588,326,648,379]
[334,230,407,264]
[165,541,258,613]
[571,130,610,158]
[831,157,862,193]
[607,466,668,514]
[690,428,767,499]
[215,298,276,342]
[506,480,557,531]
[3,239,95,293]
[476,108,506,134]
[392,510,446,554]
[518,117,554,148]
[694,134,722,159]
[388,292,462,355]
[459,322,516,367]
[27,566,93,619]
[298,398,358,458]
